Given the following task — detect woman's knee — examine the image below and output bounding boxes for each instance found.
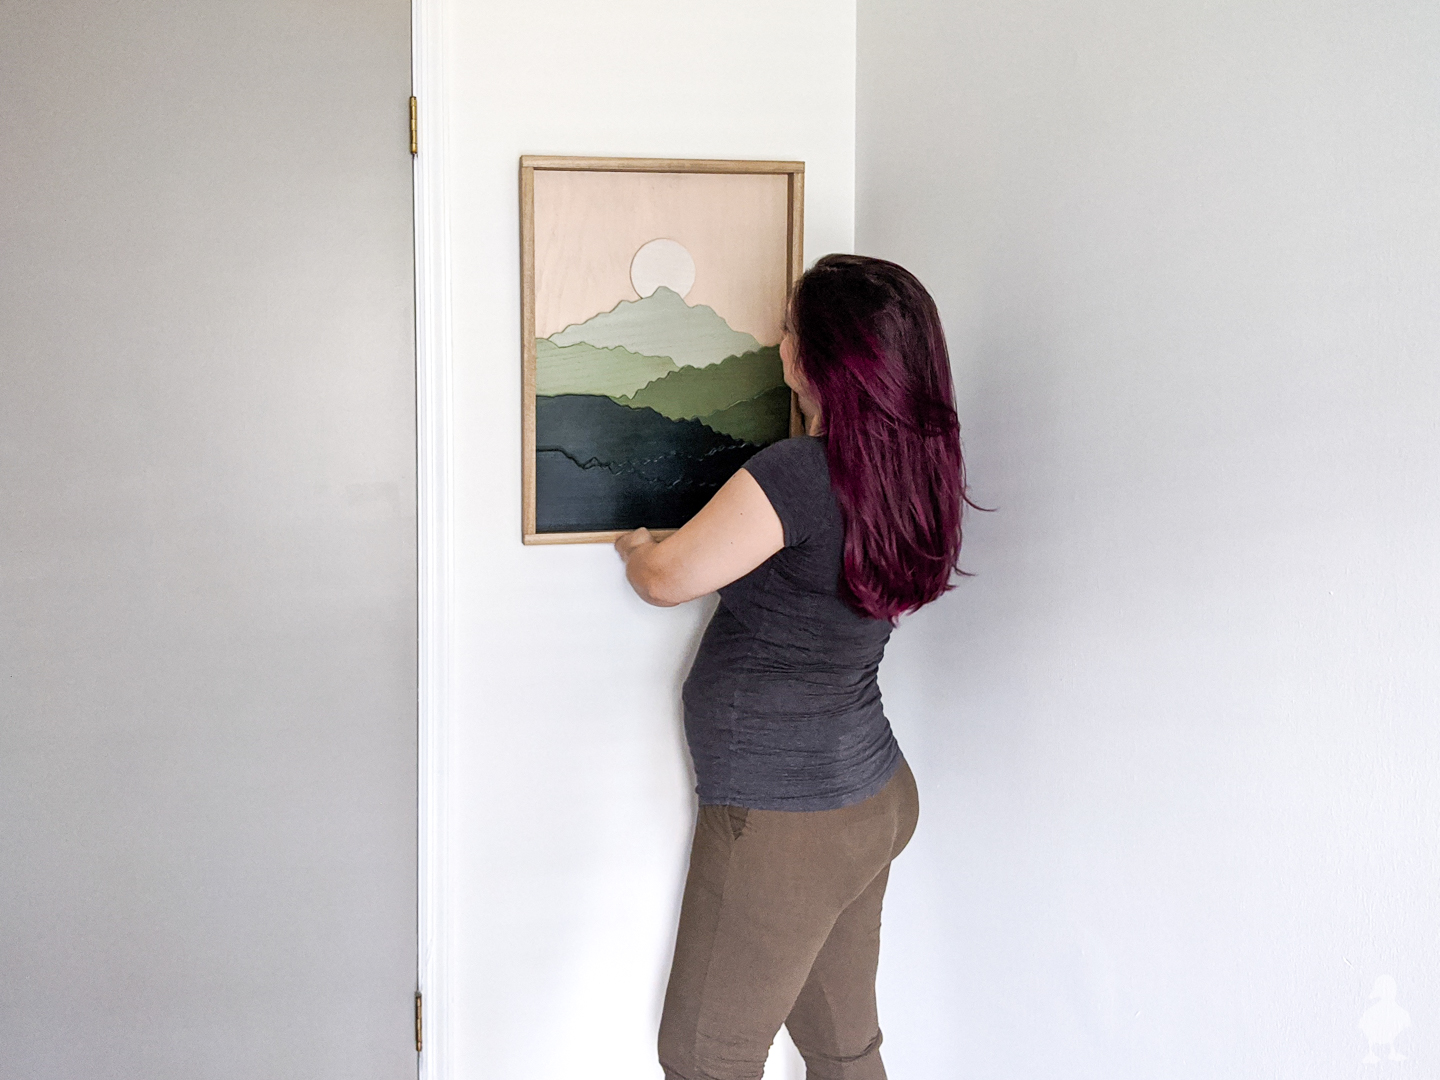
[658,1026,769,1080]
[791,1028,887,1080]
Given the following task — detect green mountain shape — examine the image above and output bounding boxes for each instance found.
[696,384,793,446]
[535,338,678,398]
[614,346,785,421]
[549,285,765,369]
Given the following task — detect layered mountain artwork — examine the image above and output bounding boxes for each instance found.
[523,162,801,540]
[535,278,789,532]
[527,164,800,541]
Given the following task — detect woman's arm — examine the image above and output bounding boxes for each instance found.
[614,466,785,607]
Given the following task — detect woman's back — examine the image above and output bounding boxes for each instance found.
[682,434,901,812]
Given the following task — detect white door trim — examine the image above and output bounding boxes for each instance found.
[413,0,452,1075]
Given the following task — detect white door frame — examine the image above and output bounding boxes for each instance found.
[412,0,452,1076]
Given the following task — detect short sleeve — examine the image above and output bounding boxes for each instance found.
[739,436,830,548]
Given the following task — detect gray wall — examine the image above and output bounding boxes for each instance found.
[0,2,418,1077]
[858,1,1440,1076]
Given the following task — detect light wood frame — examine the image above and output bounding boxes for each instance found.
[519,155,805,545]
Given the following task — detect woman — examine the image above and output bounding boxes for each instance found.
[615,254,971,1080]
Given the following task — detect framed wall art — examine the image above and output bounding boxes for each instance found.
[520,155,805,544]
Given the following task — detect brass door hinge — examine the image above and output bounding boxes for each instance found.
[415,991,423,1052]
[409,96,418,156]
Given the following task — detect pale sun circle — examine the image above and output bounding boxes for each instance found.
[630,238,696,299]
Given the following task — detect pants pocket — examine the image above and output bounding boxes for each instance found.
[725,804,749,841]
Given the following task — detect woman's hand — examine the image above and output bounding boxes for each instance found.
[613,527,655,563]
[615,527,675,607]
[614,470,784,608]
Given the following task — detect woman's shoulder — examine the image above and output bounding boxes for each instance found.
[743,434,827,470]
[741,435,829,493]
[739,436,834,547]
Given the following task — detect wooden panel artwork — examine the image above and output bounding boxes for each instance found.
[520,156,805,545]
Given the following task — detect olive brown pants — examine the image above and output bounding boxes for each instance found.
[658,758,919,1080]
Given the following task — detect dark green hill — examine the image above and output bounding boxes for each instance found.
[696,384,793,446]
[614,346,783,421]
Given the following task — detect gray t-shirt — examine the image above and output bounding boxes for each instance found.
[681,434,903,811]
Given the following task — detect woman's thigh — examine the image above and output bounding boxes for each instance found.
[783,864,891,1080]
[658,765,915,1080]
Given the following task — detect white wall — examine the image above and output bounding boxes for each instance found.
[858,1,1440,1077]
[441,3,854,1077]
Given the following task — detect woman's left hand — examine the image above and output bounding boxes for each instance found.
[614,527,655,563]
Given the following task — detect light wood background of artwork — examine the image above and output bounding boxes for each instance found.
[533,171,790,345]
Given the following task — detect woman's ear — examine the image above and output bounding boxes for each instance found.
[780,332,797,390]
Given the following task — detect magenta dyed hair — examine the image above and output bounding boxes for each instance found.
[790,254,974,623]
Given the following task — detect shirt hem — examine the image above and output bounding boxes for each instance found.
[697,749,904,813]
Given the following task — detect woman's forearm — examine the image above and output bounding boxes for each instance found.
[615,468,783,606]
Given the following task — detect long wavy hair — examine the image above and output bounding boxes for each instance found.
[789,254,975,624]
